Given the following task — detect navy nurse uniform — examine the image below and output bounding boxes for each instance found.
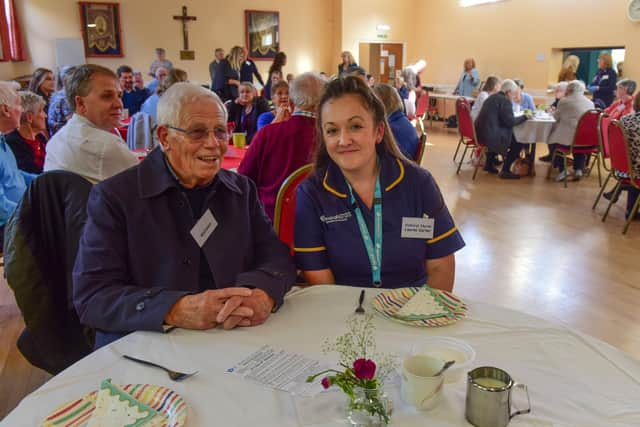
[294,152,465,288]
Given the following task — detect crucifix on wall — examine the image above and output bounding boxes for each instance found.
[173,6,197,60]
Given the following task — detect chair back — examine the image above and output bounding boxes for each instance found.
[273,164,312,253]
[597,112,611,159]
[456,98,477,144]
[3,171,94,374]
[572,109,601,148]
[414,133,427,164]
[415,92,429,119]
[607,120,632,175]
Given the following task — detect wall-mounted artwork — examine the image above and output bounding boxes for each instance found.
[245,10,279,61]
[78,2,123,57]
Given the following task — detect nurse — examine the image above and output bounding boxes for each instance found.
[294,76,465,291]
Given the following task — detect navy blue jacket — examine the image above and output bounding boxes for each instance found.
[73,148,295,346]
[590,68,617,108]
[388,110,419,160]
[240,59,264,86]
[122,88,150,115]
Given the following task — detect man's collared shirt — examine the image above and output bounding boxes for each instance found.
[0,133,27,226]
[294,153,465,288]
[44,114,139,184]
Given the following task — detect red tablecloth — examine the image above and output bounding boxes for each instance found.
[132,146,247,170]
[117,117,131,141]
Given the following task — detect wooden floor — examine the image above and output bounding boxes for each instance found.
[1,127,639,420]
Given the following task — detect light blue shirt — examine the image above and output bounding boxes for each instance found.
[516,92,536,112]
[0,134,28,226]
[454,68,480,97]
[146,79,159,94]
[140,94,159,122]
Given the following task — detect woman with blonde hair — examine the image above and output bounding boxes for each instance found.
[453,58,480,97]
[558,55,580,82]
[220,46,244,101]
[294,76,464,290]
[588,52,617,108]
[338,51,359,76]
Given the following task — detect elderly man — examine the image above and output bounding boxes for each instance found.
[146,66,168,94]
[44,64,139,183]
[475,79,529,179]
[118,65,150,115]
[547,80,595,182]
[73,83,295,348]
[604,79,636,120]
[0,82,37,246]
[238,72,325,220]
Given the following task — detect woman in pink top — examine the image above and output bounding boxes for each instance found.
[604,79,636,120]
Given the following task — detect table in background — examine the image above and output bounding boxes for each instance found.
[4,285,639,426]
[132,146,246,171]
[429,93,475,129]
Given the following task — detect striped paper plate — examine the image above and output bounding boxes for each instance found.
[372,287,467,327]
[41,384,187,427]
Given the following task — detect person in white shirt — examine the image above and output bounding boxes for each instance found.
[44,64,138,184]
[471,75,501,122]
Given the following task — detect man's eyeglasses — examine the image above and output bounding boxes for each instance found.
[167,125,228,142]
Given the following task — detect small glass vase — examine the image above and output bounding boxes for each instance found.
[346,386,393,427]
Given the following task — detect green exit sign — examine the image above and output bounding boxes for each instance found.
[376,33,388,39]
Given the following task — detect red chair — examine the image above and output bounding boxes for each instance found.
[273,164,312,253]
[547,109,601,187]
[595,120,640,234]
[454,98,485,180]
[413,93,429,134]
[414,133,427,165]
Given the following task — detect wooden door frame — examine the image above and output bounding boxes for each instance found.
[355,40,406,78]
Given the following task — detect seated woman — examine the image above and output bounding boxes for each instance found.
[5,91,48,173]
[73,83,296,348]
[257,80,290,130]
[471,75,501,122]
[264,51,287,99]
[453,58,480,97]
[140,68,188,122]
[513,79,535,113]
[294,76,465,291]
[227,82,270,144]
[394,76,416,118]
[549,81,569,111]
[372,83,419,160]
[604,79,636,120]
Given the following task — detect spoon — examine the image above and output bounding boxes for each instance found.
[433,360,456,377]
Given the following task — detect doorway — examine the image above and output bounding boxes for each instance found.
[358,42,404,84]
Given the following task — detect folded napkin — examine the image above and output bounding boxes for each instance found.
[392,286,455,321]
[87,379,166,427]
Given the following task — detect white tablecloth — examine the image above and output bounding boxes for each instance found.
[430,93,475,102]
[3,286,640,427]
[514,117,555,144]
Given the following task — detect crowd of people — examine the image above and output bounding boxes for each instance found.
[0,45,638,350]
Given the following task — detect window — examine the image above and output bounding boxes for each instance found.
[460,0,507,7]
[0,0,24,62]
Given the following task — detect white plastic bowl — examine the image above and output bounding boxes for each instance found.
[411,336,476,383]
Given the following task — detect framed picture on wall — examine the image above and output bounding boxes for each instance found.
[245,10,279,61]
[78,2,123,57]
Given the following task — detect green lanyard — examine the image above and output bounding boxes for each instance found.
[346,174,383,287]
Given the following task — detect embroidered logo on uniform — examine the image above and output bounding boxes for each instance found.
[320,211,352,224]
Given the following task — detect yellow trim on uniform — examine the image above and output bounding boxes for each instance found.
[426,227,458,244]
[294,246,328,253]
[323,171,347,198]
[385,159,405,192]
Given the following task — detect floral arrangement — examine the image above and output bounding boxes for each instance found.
[306,314,396,424]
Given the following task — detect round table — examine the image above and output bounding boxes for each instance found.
[3,286,639,426]
[513,116,555,144]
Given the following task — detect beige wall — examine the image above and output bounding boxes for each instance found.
[416,0,640,90]
[0,0,338,83]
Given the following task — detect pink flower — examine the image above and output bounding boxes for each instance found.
[353,359,376,380]
[321,377,331,389]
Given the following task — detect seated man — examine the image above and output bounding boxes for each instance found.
[118,65,150,115]
[146,66,168,94]
[73,83,296,348]
[512,79,535,113]
[547,80,595,181]
[0,81,32,245]
[44,64,139,183]
[475,79,529,179]
[238,72,325,220]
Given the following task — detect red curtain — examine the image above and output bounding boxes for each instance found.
[0,0,24,61]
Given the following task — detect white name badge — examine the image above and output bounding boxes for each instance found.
[190,209,218,248]
[401,217,435,239]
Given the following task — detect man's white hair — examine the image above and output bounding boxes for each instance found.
[566,80,586,95]
[157,82,227,127]
[500,79,518,94]
[289,72,326,110]
[0,81,20,107]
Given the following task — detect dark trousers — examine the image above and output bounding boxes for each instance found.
[627,187,640,218]
[486,137,526,173]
